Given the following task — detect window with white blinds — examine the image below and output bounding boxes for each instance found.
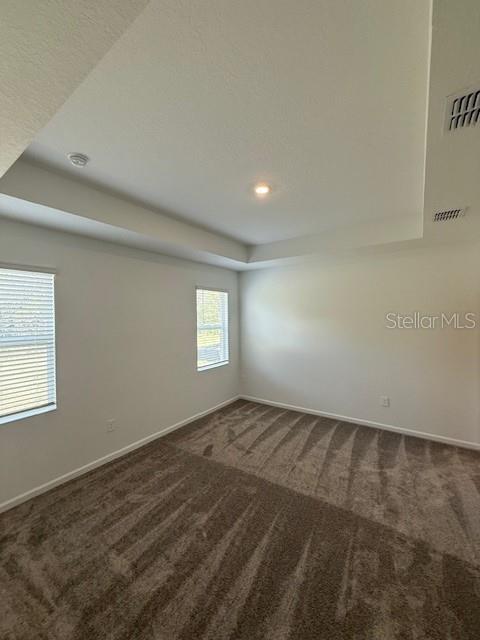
[0,267,56,423]
[196,288,229,371]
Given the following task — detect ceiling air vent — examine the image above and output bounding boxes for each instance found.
[433,208,466,222]
[445,85,480,131]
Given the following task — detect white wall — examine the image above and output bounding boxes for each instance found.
[0,219,239,506]
[241,243,480,447]
[2,221,480,508]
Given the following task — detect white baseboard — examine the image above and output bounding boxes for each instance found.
[240,395,480,452]
[3,393,478,514]
[0,396,240,514]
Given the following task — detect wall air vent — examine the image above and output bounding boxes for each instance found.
[433,208,466,222]
[445,85,480,131]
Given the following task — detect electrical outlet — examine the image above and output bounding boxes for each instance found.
[380,396,390,408]
[106,419,116,432]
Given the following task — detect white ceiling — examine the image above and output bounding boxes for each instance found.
[24,0,431,245]
[0,0,148,177]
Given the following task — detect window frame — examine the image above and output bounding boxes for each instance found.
[195,286,230,372]
[0,264,57,426]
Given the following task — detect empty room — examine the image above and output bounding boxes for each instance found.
[1,1,479,638]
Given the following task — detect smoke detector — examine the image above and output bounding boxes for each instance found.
[68,153,89,167]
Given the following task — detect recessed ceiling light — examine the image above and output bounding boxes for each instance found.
[68,152,89,167]
[254,182,272,197]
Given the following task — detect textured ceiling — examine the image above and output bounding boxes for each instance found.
[25,0,431,245]
[0,0,148,177]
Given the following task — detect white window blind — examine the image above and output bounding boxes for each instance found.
[196,288,229,370]
[0,267,56,422]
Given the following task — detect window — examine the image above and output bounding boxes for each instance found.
[0,267,56,424]
[196,288,229,371]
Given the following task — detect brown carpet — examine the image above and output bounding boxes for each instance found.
[1,400,480,639]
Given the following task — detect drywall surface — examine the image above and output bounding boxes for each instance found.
[241,243,480,446]
[0,160,248,267]
[24,0,431,244]
[0,0,148,176]
[423,0,480,244]
[0,219,239,505]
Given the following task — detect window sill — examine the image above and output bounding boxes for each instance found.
[0,404,57,426]
[197,361,229,372]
